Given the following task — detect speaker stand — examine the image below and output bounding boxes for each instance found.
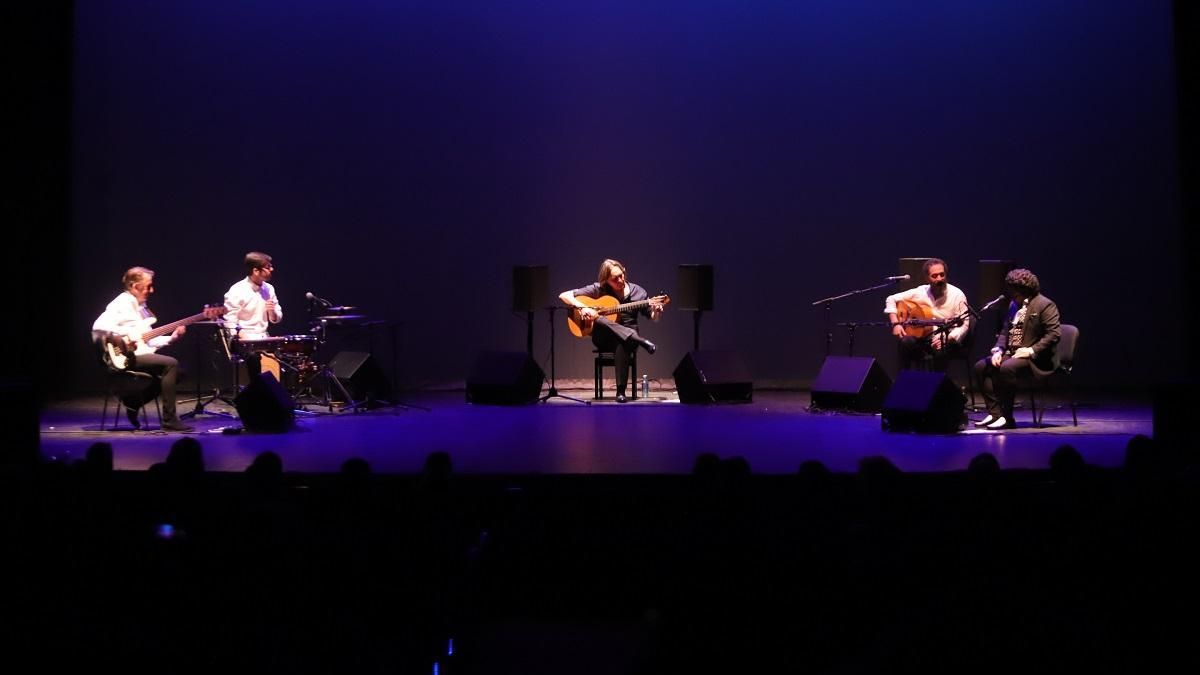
[381,320,429,412]
[691,310,703,351]
[540,306,589,405]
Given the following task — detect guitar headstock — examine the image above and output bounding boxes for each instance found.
[204,304,225,319]
[652,294,671,306]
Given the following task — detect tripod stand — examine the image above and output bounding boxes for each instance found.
[180,323,238,420]
[540,305,589,405]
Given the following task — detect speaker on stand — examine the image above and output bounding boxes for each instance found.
[677,264,714,351]
[979,259,1016,336]
[897,258,931,291]
[513,265,549,356]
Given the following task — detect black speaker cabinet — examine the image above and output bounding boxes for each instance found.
[328,351,391,405]
[979,259,1016,333]
[676,264,714,311]
[512,265,549,313]
[881,370,966,433]
[811,356,892,412]
[235,372,296,433]
[466,351,545,404]
[673,350,752,403]
[898,257,931,291]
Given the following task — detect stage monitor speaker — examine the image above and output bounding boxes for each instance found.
[512,265,549,313]
[328,351,391,405]
[235,372,295,433]
[673,350,752,403]
[881,370,966,433]
[811,356,892,412]
[676,264,714,311]
[466,351,545,404]
[898,257,931,291]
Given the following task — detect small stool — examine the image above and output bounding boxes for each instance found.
[594,349,638,400]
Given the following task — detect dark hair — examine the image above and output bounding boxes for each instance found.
[1004,268,1040,295]
[244,252,273,274]
[923,258,947,276]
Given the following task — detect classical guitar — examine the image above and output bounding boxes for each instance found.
[894,298,945,340]
[97,305,224,370]
[567,294,670,338]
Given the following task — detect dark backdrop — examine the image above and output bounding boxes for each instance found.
[52,0,1186,393]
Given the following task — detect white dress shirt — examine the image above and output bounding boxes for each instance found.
[92,291,175,353]
[883,283,971,343]
[223,277,282,339]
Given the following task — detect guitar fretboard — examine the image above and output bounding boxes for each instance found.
[598,299,656,315]
[140,311,212,341]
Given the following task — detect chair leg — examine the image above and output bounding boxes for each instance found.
[1029,391,1041,428]
[595,358,603,399]
[101,392,111,431]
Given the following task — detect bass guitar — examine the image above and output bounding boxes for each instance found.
[97,305,224,370]
[567,294,670,338]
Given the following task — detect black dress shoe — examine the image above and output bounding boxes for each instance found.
[616,394,628,403]
[125,407,142,430]
[161,420,195,433]
[640,339,656,355]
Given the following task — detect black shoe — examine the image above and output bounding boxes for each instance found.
[640,339,657,355]
[125,407,142,430]
[161,420,195,433]
[616,394,628,403]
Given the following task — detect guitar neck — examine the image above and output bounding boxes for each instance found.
[140,312,210,342]
[598,299,655,316]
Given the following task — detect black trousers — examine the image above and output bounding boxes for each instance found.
[898,336,966,372]
[126,352,181,422]
[973,356,1037,419]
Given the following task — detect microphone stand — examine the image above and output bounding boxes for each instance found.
[539,305,589,405]
[812,279,903,356]
[180,323,238,420]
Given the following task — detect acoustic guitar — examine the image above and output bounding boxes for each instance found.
[567,294,670,338]
[894,298,946,340]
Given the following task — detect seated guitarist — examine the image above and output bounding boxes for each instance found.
[559,259,664,403]
[91,266,193,431]
[883,258,971,371]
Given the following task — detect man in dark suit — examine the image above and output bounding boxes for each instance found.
[973,268,1061,429]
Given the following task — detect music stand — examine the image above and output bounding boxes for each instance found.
[540,305,589,405]
[180,322,238,420]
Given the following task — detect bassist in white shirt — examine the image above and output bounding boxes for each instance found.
[92,266,195,432]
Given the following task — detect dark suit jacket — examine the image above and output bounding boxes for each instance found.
[993,294,1061,374]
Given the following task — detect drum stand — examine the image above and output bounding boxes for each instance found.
[180,325,238,420]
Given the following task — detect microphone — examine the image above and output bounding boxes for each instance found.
[886,274,911,282]
[305,291,333,308]
[980,294,1006,312]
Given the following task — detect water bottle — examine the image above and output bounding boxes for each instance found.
[641,374,650,398]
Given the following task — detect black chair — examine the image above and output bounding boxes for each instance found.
[594,349,637,400]
[95,333,162,431]
[1025,324,1079,427]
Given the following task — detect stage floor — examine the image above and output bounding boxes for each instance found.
[37,387,1151,474]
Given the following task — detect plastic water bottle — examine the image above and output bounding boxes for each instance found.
[641,374,650,398]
